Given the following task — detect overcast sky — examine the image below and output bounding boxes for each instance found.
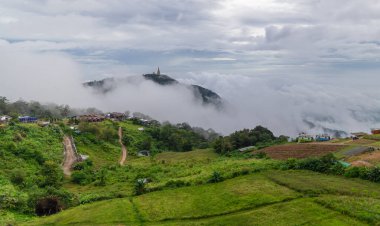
[1,0,380,78]
[1,0,380,135]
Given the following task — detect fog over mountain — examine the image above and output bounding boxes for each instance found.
[1,0,380,136]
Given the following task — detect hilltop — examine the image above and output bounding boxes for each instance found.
[83,70,223,108]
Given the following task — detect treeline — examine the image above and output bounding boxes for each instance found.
[281,154,380,183]
[0,96,102,119]
[146,123,219,152]
[213,126,288,154]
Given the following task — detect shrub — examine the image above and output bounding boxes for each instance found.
[344,167,365,178]
[80,193,114,204]
[71,171,89,185]
[253,151,267,159]
[165,180,189,188]
[134,179,146,195]
[329,163,345,175]
[367,167,380,182]
[10,169,26,186]
[94,168,107,186]
[40,161,63,188]
[35,196,62,216]
[208,171,223,183]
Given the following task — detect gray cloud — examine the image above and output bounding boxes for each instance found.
[1,0,380,136]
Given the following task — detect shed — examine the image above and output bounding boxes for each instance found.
[138,150,151,157]
[238,146,257,152]
[0,115,12,123]
[19,116,38,123]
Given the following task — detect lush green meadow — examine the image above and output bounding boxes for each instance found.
[2,120,380,226]
[24,170,380,226]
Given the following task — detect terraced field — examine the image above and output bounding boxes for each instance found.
[260,143,347,159]
[23,170,380,226]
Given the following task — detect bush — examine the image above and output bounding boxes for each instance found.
[344,166,370,179]
[35,196,62,216]
[80,193,114,204]
[165,180,189,188]
[0,177,28,211]
[134,179,146,195]
[71,171,89,185]
[10,169,26,186]
[253,151,267,159]
[366,167,380,182]
[208,171,223,183]
[40,161,63,188]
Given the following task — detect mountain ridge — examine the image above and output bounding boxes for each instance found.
[83,72,223,108]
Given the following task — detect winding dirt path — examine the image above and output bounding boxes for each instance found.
[62,136,77,176]
[118,127,128,165]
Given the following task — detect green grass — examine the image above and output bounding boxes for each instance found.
[371,141,380,148]
[315,195,380,225]
[0,210,32,226]
[152,199,366,226]
[23,198,139,226]
[155,148,218,163]
[64,151,278,202]
[264,170,380,197]
[133,174,300,221]
[364,135,380,141]
[25,170,378,226]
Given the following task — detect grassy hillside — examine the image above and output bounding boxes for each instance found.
[24,170,379,226]
[2,118,380,226]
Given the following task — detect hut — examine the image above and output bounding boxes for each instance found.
[19,116,38,123]
[0,115,12,124]
[138,150,151,157]
[297,132,313,143]
[371,129,380,135]
[106,112,126,121]
[315,134,331,142]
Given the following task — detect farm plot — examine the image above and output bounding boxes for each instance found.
[259,144,347,160]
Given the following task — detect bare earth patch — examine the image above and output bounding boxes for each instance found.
[347,150,380,167]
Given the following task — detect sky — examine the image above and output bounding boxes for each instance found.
[1,0,380,136]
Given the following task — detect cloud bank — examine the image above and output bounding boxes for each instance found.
[1,1,380,136]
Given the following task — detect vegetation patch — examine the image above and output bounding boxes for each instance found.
[23,198,139,226]
[315,195,380,225]
[260,143,347,160]
[265,170,380,197]
[133,174,300,221]
[152,199,366,226]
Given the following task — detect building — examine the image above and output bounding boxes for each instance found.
[238,146,257,152]
[0,115,12,124]
[19,116,38,123]
[371,129,380,135]
[351,132,367,138]
[138,150,151,157]
[315,134,331,142]
[153,67,160,75]
[297,132,314,143]
[106,112,126,121]
[75,115,106,123]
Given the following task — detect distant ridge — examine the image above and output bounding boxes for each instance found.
[83,70,223,108]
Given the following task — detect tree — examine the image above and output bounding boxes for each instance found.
[40,161,63,188]
[0,96,9,114]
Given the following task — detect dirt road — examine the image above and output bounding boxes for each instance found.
[118,127,128,165]
[62,136,78,176]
